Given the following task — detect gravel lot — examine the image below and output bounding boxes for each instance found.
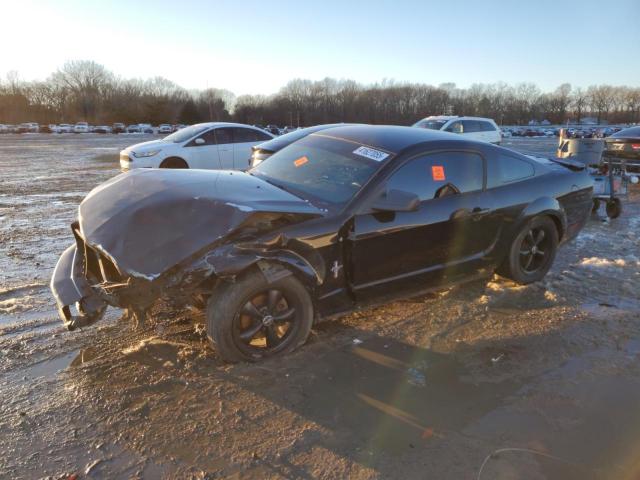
[1,134,639,479]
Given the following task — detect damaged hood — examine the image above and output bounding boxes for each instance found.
[79,169,322,280]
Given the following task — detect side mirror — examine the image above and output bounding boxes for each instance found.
[371,189,420,213]
[195,137,205,145]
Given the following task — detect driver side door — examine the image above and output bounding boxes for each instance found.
[215,128,235,169]
[350,151,498,301]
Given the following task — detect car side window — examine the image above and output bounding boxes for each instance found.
[487,154,535,188]
[232,127,271,143]
[461,120,479,133]
[187,128,216,147]
[481,121,497,132]
[215,128,234,145]
[445,121,463,134]
[253,130,272,141]
[386,152,484,202]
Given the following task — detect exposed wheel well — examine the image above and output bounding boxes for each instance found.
[160,157,188,168]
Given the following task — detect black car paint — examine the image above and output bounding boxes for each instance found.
[51,126,593,330]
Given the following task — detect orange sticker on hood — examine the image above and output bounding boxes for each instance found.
[294,156,309,167]
[431,165,445,181]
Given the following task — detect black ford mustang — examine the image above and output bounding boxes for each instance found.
[51,125,593,362]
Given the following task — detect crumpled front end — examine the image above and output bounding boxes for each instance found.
[50,169,325,330]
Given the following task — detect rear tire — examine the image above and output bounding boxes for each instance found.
[206,269,313,363]
[606,198,622,218]
[497,216,558,284]
[591,199,600,213]
[160,157,188,169]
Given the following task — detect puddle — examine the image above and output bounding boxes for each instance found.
[18,347,100,379]
[22,350,79,379]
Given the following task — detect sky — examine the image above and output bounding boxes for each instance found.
[2,0,639,95]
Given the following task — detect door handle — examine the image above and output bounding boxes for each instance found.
[450,207,490,221]
[471,207,490,220]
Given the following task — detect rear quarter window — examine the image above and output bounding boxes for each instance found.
[487,153,535,188]
[479,121,497,132]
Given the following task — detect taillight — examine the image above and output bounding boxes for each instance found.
[631,144,640,150]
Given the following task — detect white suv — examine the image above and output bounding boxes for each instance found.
[413,116,502,144]
[119,122,274,171]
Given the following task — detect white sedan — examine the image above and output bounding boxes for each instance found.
[120,122,274,171]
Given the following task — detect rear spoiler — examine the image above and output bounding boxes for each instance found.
[526,154,586,171]
[549,157,586,171]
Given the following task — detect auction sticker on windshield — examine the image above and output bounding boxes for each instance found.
[352,146,390,162]
[294,156,309,167]
[432,165,446,181]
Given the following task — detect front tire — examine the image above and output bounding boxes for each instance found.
[206,269,313,362]
[497,216,558,284]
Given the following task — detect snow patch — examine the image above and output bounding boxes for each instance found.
[580,257,627,268]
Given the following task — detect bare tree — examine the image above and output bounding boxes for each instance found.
[1,61,638,127]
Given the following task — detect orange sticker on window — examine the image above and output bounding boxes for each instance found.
[294,156,309,167]
[431,165,445,181]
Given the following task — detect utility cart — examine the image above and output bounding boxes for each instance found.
[558,128,638,218]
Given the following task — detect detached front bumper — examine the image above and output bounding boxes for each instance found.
[50,244,108,330]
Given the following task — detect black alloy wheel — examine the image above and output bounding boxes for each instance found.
[497,216,558,284]
[206,269,313,362]
[519,227,551,274]
[233,289,298,354]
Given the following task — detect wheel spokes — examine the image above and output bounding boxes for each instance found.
[526,230,535,246]
[239,320,264,342]
[268,289,282,311]
[273,308,295,322]
[241,301,262,319]
[235,289,295,351]
[534,229,545,245]
[265,324,279,348]
[523,253,534,270]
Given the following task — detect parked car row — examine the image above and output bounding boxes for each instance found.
[0,122,189,134]
[500,126,627,139]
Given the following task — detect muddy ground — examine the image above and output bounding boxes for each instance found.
[1,134,639,479]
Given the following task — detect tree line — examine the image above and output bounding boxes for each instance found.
[1,60,639,127]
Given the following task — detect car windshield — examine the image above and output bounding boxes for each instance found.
[250,135,389,210]
[413,119,448,130]
[163,124,210,143]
